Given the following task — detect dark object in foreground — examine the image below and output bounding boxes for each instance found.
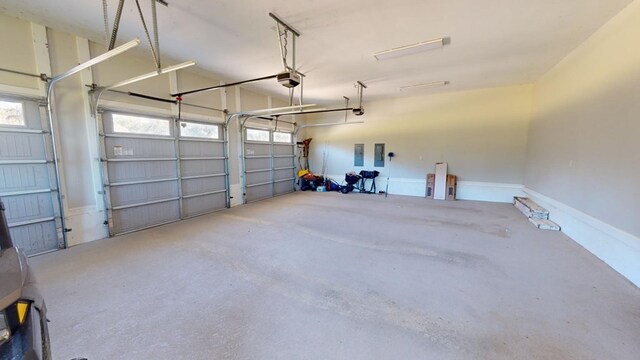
[339,170,380,194]
[0,201,51,360]
[299,173,324,191]
[340,172,362,194]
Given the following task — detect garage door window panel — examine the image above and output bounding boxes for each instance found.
[273,132,292,143]
[179,121,220,139]
[111,114,171,136]
[0,100,26,127]
[246,128,270,142]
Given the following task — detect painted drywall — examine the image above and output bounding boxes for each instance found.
[175,70,224,115]
[525,0,640,238]
[90,42,173,110]
[47,28,97,209]
[240,87,270,111]
[0,13,39,90]
[305,85,533,197]
[523,0,640,286]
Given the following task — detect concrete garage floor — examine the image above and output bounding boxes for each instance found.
[31,192,639,359]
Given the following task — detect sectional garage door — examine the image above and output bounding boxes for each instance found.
[100,110,226,236]
[178,121,227,218]
[243,128,295,203]
[0,96,62,255]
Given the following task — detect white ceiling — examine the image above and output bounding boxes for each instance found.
[0,0,633,104]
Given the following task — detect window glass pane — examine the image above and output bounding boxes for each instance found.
[354,144,364,166]
[374,143,385,167]
[0,100,26,126]
[246,128,269,142]
[180,121,219,139]
[273,132,292,143]
[112,114,170,136]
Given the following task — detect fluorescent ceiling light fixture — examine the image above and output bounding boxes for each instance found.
[51,39,141,83]
[243,104,317,115]
[262,108,329,117]
[374,38,445,61]
[105,61,196,90]
[400,81,450,91]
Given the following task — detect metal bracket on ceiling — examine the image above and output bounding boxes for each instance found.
[103,0,168,69]
[343,96,350,122]
[87,60,195,114]
[270,12,302,94]
[168,12,308,108]
[269,12,300,72]
[353,81,367,116]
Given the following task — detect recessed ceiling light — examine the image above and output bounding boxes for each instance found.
[374,38,445,61]
[399,81,450,91]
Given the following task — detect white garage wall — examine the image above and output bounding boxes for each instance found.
[524,0,640,285]
[90,42,173,111]
[305,85,533,201]
[175,69,225,115]
[0,12,279,246]
[46,28,108,245]
[0,15,40,91]
[48,29,98,210]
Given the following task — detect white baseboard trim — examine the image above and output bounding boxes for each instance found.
[325,174,423,196]
[378,177,426,197]
[457,181,525,203]
[65,206,108,247]
[230,183,243,207]
[524,188,640,287]
[325,174,524,203]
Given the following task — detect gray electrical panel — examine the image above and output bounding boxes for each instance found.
[354,144,364,166]
[374,143,385,167]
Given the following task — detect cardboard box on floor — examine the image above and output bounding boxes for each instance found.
[446,175,456,201]
[426,173,456,200]
[426,173,435,198]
